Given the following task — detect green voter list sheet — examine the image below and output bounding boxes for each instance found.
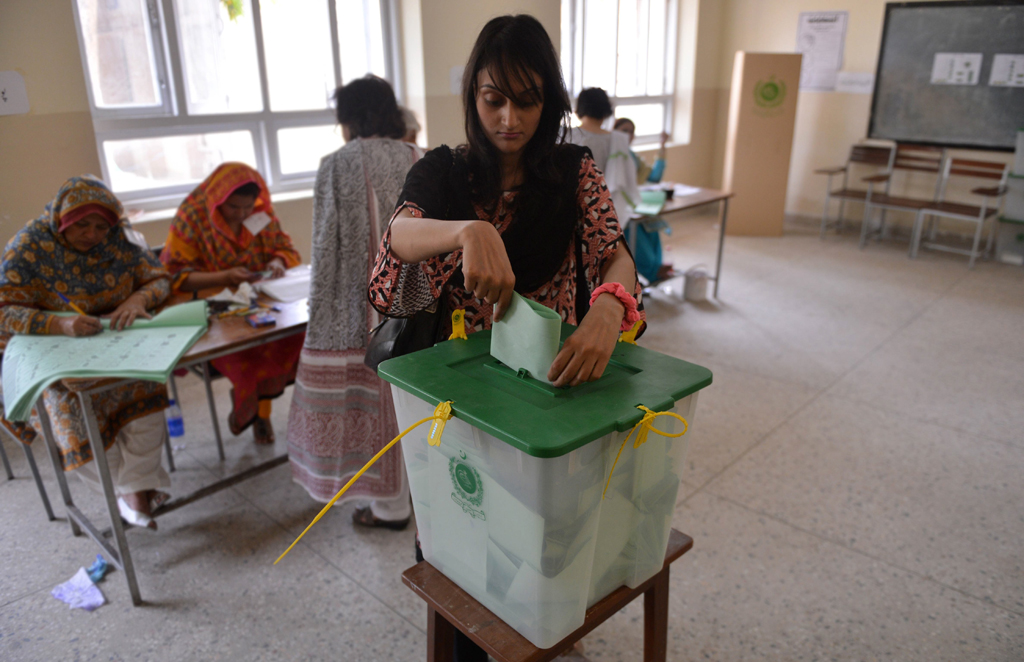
[1,301,208,422]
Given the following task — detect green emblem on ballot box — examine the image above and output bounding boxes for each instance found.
[450,452,485,520]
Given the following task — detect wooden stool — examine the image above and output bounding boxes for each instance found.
[402,528,693,662]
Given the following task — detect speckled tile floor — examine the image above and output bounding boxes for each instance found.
[1,214,1022,661]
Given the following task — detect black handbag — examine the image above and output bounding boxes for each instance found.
[364,299,447,372]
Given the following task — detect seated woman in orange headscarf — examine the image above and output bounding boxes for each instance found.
[160,163,304,445]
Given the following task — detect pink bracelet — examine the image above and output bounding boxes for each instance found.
[590,282,640,331]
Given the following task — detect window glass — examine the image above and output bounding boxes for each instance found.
[337,0,387,84]
[277,125,345,174]
[614,103,664,137]
[103,132,257,192]
[174,0,263,114]
[76,0,161,108]
[260,0,336,111]
[581,0,618,93]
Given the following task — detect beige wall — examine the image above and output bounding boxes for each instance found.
[413,0,561,149]
[0,0,102,241]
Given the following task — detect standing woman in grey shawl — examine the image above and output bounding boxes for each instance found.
[287,75,420,528]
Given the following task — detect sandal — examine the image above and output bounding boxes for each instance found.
[253,417,275,445]
[352,506,410,531]
[118,496,157,530]
[149,490,171,512]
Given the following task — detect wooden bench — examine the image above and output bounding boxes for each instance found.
[402,528,694,662]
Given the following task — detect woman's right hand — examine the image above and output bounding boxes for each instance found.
[459,221,516,321]
[221,267,258,286]
[59,315,103,337]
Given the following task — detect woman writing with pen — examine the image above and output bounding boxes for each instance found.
[160,163,304,445]
[0,175,172,529]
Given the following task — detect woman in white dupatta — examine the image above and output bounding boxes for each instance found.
[287,75,420,528]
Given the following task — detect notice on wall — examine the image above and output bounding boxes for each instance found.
[835,71,875,94]
[797,11,848,91]
[988,54,1024,87]
[0,71,30,116]
[930,53,983,85]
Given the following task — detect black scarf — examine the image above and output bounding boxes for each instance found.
[395,143,589,294]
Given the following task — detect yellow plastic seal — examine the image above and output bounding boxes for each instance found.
[448,309,468,340]
[602,405,688,499]
[428,400,453,447]
[618,319,642,344]
[274,400,455,565]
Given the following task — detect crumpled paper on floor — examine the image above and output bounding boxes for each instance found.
[51,567,106,611]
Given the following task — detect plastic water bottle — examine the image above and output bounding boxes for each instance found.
[165,399,184,438]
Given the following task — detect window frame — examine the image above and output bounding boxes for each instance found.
[561,0,678,147]
[72,0,401,211]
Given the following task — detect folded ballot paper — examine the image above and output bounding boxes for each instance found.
[489,293,561,383]
[1,301,208,422]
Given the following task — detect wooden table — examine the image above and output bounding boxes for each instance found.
[403,529,694,662]
[635,186,733,298]
[36,294,308,606]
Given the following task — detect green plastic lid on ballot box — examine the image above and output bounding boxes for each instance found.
[377,323,712,459]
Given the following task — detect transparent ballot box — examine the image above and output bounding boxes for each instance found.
[378,326,712,648]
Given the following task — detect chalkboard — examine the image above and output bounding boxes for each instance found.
[868,1,1024,151]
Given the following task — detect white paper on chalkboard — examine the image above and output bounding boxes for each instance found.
[988,54,1024,87]
[797,11,848,91]
[0,71,30,116]
[930,53,983,85]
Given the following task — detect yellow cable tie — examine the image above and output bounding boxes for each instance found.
[602,405,688,499]
[274,402,454,565]
[448,309,468,340]
[618,320,642,344]
[428,400,453,447]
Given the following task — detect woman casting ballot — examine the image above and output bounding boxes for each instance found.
[368,13,644,390]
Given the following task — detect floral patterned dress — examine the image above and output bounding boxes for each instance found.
[0,176,171,470]
[160,163,305,433]
[368,146,645,335]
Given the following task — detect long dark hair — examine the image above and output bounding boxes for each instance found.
[334,75,405,140]
[461,14,572,203]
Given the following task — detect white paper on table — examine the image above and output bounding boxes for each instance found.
[255,264,311,302]
[673,184,702,198]
[930,53,983,85]
[243,211,273,236]
[490,293,561,383]
[796,11,848,91]
[988,54,1024,88]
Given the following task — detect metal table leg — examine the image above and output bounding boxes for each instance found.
[22,443,56,521]
[37,403,82,537]
[0,438,12,480]
[164,377,180,472]
[77,392,143,606]
[201,362,226,461]
[713,198,729,299]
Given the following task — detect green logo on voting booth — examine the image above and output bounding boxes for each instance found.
[754,76,786,108]
[450,455,485,520]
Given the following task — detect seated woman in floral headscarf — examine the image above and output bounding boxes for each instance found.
[160,163,304,445]
[0,175,173,529]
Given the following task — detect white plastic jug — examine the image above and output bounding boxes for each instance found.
[683,265,709,302]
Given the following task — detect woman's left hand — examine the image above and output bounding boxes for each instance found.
[105,294,152,331]
[267,259,286,279]
[547,294,625,388]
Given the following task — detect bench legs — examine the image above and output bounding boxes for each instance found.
[644,567,671,661]
[425,568,674,662]
[428,606,457,662]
